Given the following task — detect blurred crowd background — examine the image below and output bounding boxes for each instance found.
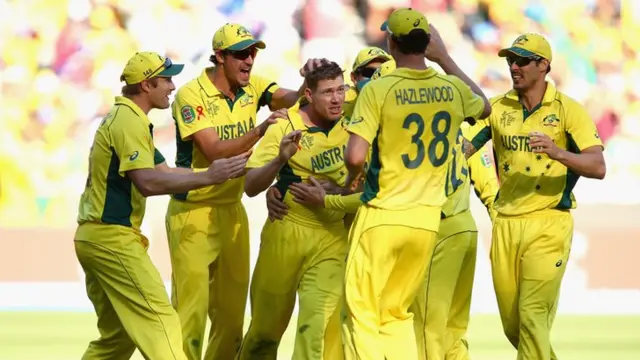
[0,0,634,227]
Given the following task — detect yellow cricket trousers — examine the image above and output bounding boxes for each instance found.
[237,217,347,360]
[412,210,478,360]
[343,206,439,360]
[491,209,573,360]
[166,199,250,360]
[75,224,186,360]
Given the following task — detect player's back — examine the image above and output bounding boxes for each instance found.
[354,67,473,210]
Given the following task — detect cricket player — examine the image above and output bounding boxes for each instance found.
[165,23,328,360]
[464,33,606,360]
[342,8,491,359]
[75,51,250,360]
[343,47,392,118]
[238,62,353,359]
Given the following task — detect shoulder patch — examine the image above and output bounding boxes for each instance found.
[181,105,196,124]
[481,151,492,168]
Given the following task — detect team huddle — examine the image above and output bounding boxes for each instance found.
[74,7,606,360]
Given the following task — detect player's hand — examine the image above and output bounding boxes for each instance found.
[300,58,331,77]
[315,178,347,195]
[289,176,326,207]
[424,24,450,64]
[529,132,563,160]
[266,186,288,221]
[257,109,288,137]
[206,150,251,184]
[278,130,303,163]
[346,172,365,193]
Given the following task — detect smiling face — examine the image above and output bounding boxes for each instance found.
[217,46,258,87]
[143,76,176,109]
[506,54,549,91]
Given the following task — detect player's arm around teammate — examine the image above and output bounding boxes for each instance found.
[165,23,330,360]
[462,34,605,360]
[74,52,250,360]
[239,62,351,360]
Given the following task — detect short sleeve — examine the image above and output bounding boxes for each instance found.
[251,74,280,109]
[246,121,286,168]
[111,115,155,176]
[347,83,380,145]
[172,86,213,140]
[154,148,166,165]
[449,75,485,120]
[564,101,604,151]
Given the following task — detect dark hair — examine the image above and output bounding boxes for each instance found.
[121,77,159,96]
[305,61,344,90]
[391,29,431,55]
[209,53,220,65]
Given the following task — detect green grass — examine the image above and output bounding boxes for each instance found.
[0,312,638,359]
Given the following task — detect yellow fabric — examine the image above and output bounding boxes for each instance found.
[324,192,363,214]
[171,68,278,204]
[348,67,485,232]
[491,210,573,360]
[469,82,604,216]
[247,107,350,227]
[343,86,359,119]
[381,8,431,36]
[74,226,186,360]
[498,33,553,61]
[212,23,266,51]
[371,59,396,80]
[462,123,499,221]
[238,218,347,359]
[343,205,438,360]
[411,210,477,360]
[76,96,157,235]
[165,200,249,360]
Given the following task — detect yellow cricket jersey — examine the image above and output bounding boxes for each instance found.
[347,67,486,231]
[75,96,165,241]
[171,68,280,204]
[247,106,351,227]
[342,86,358,119]
[469,82,603,216]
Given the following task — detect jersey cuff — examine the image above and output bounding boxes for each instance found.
[118,162,154,177]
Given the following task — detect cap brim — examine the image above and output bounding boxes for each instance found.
[380,21,389,31]
[158,63,184,77]
[498,47,537,58]
[227,39,266,51]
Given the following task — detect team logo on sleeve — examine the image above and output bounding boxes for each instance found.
[481,152,492,168]
[129,151,139,161]
[181,105,196,124]
[349,116,364,125]
[543,114,560,127]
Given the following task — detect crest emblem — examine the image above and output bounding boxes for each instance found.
[500,111,516,128]
[236,26,251,38]
[543,114,560,127]
[513,35,529,46]
[300,135,314,150]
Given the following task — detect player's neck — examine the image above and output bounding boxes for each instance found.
[125,95,152,115]
[210,67,240,100]
[518,80,547,111]
[300,105,333,130]
[394,55,428,71]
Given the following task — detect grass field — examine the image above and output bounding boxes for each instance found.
[1,312,638,359]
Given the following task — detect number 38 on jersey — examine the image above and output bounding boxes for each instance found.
[401,111,452,169]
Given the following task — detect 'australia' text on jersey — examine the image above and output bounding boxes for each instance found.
[311,145,346,172]
[215,118,255,140]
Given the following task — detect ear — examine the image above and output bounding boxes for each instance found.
[304,87,313,104]
[139,79,152,93]
[215,51,225,64]
[350,71,357,84]
[539,59,549,73]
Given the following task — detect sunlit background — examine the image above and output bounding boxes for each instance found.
[1,0,639,359]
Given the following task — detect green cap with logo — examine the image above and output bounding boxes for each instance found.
[352,47,392,71]
[498,33,553,61]
[212,23,266,51]
[380,7,430,37]
[120,51,184,85]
